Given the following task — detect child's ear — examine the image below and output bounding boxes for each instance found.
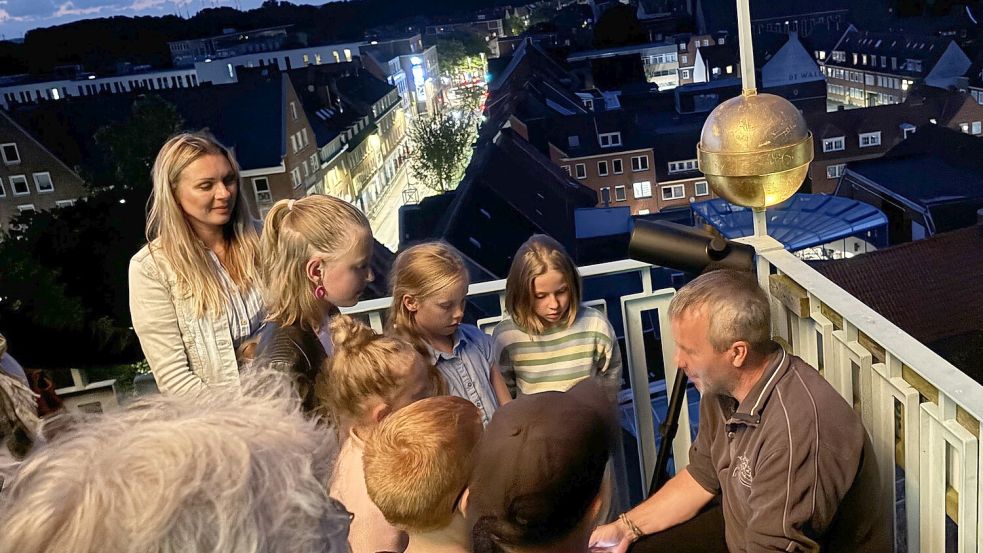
[458,488,470,517]
[371,402,392,424]
[402,294,419,313]
[305,257,322,285]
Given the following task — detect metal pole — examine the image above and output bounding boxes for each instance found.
[752,206,768,237]
[736,0,757,96]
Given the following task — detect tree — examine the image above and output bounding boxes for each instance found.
[0,95,184,369]
[505,13,528,37]
[408,110,478,193]
[436,32,489,81]
[593,4,647,48]
[456,82,487,112]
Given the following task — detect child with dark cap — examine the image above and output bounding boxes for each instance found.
[463,378,617,553]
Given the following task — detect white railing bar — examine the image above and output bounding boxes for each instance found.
[342,258,655,316]
[753,238,983,421]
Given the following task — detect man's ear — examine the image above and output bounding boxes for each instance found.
[458,488,470,517]
[305,257,322,285]
[402,294,419,313]
[730,341,750,368]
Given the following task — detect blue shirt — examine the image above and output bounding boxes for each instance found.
[431,324,500,426]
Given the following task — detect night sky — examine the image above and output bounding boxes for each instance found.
[0,0,329,40]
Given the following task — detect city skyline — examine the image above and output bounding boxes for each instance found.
[0,0,329,40]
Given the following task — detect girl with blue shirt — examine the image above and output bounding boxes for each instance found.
[388,242,511,425]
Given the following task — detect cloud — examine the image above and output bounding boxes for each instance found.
[54,1,107,17]
[1,0,57,18]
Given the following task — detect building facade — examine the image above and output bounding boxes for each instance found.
[0,111,88,230]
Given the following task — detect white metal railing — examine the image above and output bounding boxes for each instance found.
[744,234,983,553]
[343,242,983,552]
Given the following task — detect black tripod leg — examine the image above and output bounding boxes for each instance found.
[649,369,689,496]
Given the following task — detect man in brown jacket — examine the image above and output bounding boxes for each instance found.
[590,270,893,553]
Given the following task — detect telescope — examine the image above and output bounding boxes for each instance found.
[629,220,754,275]
[627,220,755,495]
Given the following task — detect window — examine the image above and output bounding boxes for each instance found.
[822,136,845,152]
[668,159,698,173]
[695,180,709,196]
[575,163,586,179]
[1,143,19,165]
[344,49,352,62]
[630,155,649,172]
[290,102,298,120]
[859,131,881,148]
[681,55,688,64]
[301,128,309,148]
[55,199,76,208]
[291,167,302,187]
[702,39,709,46]
[597,160,608,176]
[638,209,650,215]
[974,121,982,135]
[681,69,691,80]
[612,158,624,174]
[598,132,622,148]
[17,204,36,214]
[583,98,594,110]
[614,185,626,201]
[826,164,846,179]
[901,124,916,139]
[309,154,319,174]
[632,181,652,198]
[9,175,28,196]
[568,135,580,148]
[599,187,611,204]
[661,184,685,200]
[290,134,299,153]
[960,123,970,133]
[253,177,272,203]
[33,172,53,193]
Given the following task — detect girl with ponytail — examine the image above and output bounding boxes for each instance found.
[318,314,433,553]
[252,194,374,413]
[129,132,263,397]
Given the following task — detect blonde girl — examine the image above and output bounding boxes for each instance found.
[251,194,374,413]
[318,314,433,553]
[129,131,263,397]
[388,242,510,425]
[492,234,622,398]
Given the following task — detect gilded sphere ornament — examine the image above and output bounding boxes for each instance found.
[697,93,813,208]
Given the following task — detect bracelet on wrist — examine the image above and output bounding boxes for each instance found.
[618,513,644,541]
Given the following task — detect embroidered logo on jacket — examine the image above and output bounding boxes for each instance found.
[732,455,754,489]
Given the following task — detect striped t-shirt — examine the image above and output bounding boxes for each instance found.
[492,306,622,397]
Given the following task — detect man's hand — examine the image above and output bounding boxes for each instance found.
[589,521,634,553]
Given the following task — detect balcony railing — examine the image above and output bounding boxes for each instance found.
[342,235,983,553]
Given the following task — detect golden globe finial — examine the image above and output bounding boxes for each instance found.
[697,93,813,208]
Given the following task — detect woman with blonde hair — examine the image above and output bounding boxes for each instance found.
[129,131,263,397]
[251,194,374,413]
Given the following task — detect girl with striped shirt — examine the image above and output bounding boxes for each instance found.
[493,235,622,398]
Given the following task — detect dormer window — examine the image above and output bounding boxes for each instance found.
[822,136,845,152]
[568,135,580,148]
[859,131,881,148]
[598,132,622,148]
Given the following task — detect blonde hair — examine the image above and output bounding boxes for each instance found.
[261,195,371,331]
[364,396,482,532]
[504,234,582,335]
[0,368,350,553]
[315,315,426,423]
[387,241,469,351]
[668,269,772,354]
[146,131,260,317]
